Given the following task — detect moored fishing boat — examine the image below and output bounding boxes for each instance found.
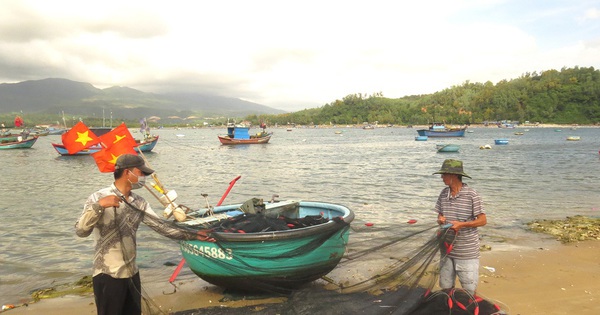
[494,139,509,145]
[177,200,354,291]
[218,123,272,145]
[51,135,159,155]
[47,127,67,135]
[0,134,21,143]
[416,123,466,137]
[436,144,460,152]
[0,136,38,149]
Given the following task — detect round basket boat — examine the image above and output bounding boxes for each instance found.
[177,201,354,292]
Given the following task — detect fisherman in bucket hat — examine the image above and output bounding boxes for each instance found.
[433,159,487,295]
[432,159,472,179]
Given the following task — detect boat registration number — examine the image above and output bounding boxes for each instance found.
[181,243,233,260]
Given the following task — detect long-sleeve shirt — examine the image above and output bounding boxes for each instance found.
[75,184,195,278]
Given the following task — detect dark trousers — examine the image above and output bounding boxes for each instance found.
[92,272,141,315]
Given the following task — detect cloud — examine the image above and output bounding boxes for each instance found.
[583,7,600,20]
[0,0,598,112]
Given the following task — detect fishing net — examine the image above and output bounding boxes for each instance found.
[124,199,506,315]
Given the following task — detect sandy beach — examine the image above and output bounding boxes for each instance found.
[4,237,600,315]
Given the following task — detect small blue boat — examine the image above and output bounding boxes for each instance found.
[437,144,460,152]
[415,135,428,141]
[494,139,509,145]
[177,201,354,291]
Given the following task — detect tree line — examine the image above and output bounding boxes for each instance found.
[3,66,599,128]
[246,66,600,126]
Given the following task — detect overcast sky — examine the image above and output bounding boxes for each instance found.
[0,0,598,112]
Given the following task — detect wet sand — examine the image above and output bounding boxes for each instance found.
[478,239,600,315]
[6,239,600,315]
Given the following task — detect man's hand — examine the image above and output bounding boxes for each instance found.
[437,214,446,225]
[98,195,121,208]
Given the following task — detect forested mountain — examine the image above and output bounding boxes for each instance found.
[0,78,285,125]
[251,66,600,126]
[2,67,598,127]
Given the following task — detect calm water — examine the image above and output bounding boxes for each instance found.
[1,126,600,303]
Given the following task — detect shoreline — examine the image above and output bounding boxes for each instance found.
[5,238,600,315]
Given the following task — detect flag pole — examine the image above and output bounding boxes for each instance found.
[167,175,241,286]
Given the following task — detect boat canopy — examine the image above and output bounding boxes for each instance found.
[227,126,250,139]
[432,124,446,130]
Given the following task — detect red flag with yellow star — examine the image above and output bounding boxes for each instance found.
[98,123,137,149]
[91,140,138,173]
[61,121,100,154]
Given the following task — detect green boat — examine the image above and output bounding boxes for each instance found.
[0,135,20,143]
[177,201,354,292]
[0,136,38,149]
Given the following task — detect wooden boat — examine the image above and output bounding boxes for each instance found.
[416,123,466,137]
[0,136,38,149]
[436,144,460,152]
[47,127,67,135]
[177,200,354,291]
[494,139,509,145]
[51,135,159,155]
[218,124,272,145]
[1,134,21,143]
[28,130,49,137]
[566,136,581,141]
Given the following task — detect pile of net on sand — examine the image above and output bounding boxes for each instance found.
[149,214,507,315]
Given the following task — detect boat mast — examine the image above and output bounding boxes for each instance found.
[62,110,67,128]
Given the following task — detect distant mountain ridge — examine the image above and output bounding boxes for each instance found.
[0,78,285,120]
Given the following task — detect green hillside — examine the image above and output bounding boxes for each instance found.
[251,66,600,126]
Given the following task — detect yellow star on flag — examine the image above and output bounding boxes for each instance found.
[114,134,127,144]
[75,131,94,146]
[109,153,120,165]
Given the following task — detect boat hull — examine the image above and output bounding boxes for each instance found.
[437,144,460,152]
[0,136,38,149]
[218,134,272,145]
[416,129,466,137]
[494,139,509,145]
[179,201,354,291]
[51,136,159,155]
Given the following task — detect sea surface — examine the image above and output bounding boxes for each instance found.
[1,125,600,304]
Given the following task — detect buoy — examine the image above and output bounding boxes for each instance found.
[365,222,374,227]
[173,207,187,222]
[2,305,15,311]
[407,219,417,224]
